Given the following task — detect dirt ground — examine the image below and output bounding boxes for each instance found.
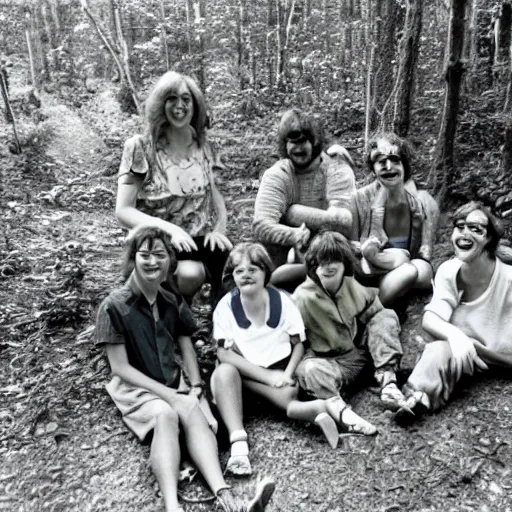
[1,78,512,512]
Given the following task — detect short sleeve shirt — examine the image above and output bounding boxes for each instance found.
[425,258,512,353]
[96,275,197,387]
[213,287,306,368]
[119,135,217,236]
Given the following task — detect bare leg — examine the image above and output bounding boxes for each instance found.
[211,363,244,435]
[410,258,433,290]
[270,263,306,292]
[211,363,251,475]
[180,403,227,495]
[243,380,339,448]
[176,260,206,301]
[379,262,418,307]
[150,408,181,512]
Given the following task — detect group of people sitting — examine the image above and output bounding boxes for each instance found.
[95,71,512,512]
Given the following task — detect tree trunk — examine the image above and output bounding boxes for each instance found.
[112,0,141,112]
[237,0,245,89]
[80,0,125,86]
[1,70,21,153]
[502,117,512,175]
[392,0,423,136]
[266,0,274,86]
[25,11,38,91]
[463,0,478,93]
[193,0,206,91]
[429,0,468,204]
[275,0,283,87]
[159,0,170,71]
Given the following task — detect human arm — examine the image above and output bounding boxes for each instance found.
[422,311,488,374]
[274,338,304,388]
[472,340,512,369]
[253,165,310,248]
[178,334,204,397]
[204,183,233,252]
[217,347,287,387]
[324,151,356,233]
[416,190,439,262]
[115,137,197,251]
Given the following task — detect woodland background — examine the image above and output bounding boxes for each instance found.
[1,0,512,511]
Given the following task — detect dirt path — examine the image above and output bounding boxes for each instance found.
[1,88,512,512]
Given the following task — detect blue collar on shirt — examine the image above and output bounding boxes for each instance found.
[231,286,282,329]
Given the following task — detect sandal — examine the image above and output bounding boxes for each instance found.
[380,382,409,411]
[339,406,377,436]
[314,412,339,449]
[394,388,430,427]
[326,398,377,436]
[247,477,276,512]
[225,454,252,476]
[225,432,252,476]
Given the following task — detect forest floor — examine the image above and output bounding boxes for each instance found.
[1,72,512,512]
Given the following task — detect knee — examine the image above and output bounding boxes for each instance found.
[212,363,241,387]
[154,404,180,432]
[400,262,419,282]
[177,261,206,294]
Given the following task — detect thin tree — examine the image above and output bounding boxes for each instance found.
[378,0,423,136]
[159,0,170,71]
[429,0,469,204]
[0,65,21,153]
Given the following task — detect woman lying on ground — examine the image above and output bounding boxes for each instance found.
[349,132,439,307]
[293,231,410,436]
[116,71,232,304]
[95,227,274,512]
[211,242,342,477]
[395,201,512,423]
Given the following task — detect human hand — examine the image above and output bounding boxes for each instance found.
[273,376,297,388]
[294,223,311,250]
[448,334,488,378]
[168,225,198,252]
[361,236,383,259]
[417,244,432,262]
[189,385,204,399]
[326,144,354,167]
[204,231,233,252]
[267,370,296,388]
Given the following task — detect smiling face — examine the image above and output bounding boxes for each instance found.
[232,255,266,295]
[370,139,405,188]
[286,138,314,169]
[135,239,171,285]
[315,260,345,295]
[451,210,490,263]
[164,81,194,130]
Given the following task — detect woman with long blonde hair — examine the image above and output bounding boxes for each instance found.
[116,71,232,304]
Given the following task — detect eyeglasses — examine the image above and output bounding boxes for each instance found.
[373,154,402,167]
[285,131,309,144]
[137,251,169,261]
[453,220,488,236]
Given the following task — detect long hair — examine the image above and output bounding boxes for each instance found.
[122,226,179,292]
[305,231,358,285]
[144,71,208,177]
[365,132,414,182]
[277,109,326,161]
[222,242,275,291]
[451,201,504,259]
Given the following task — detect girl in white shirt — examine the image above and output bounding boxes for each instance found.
[211,243,340,477]
[396,201,512,423]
